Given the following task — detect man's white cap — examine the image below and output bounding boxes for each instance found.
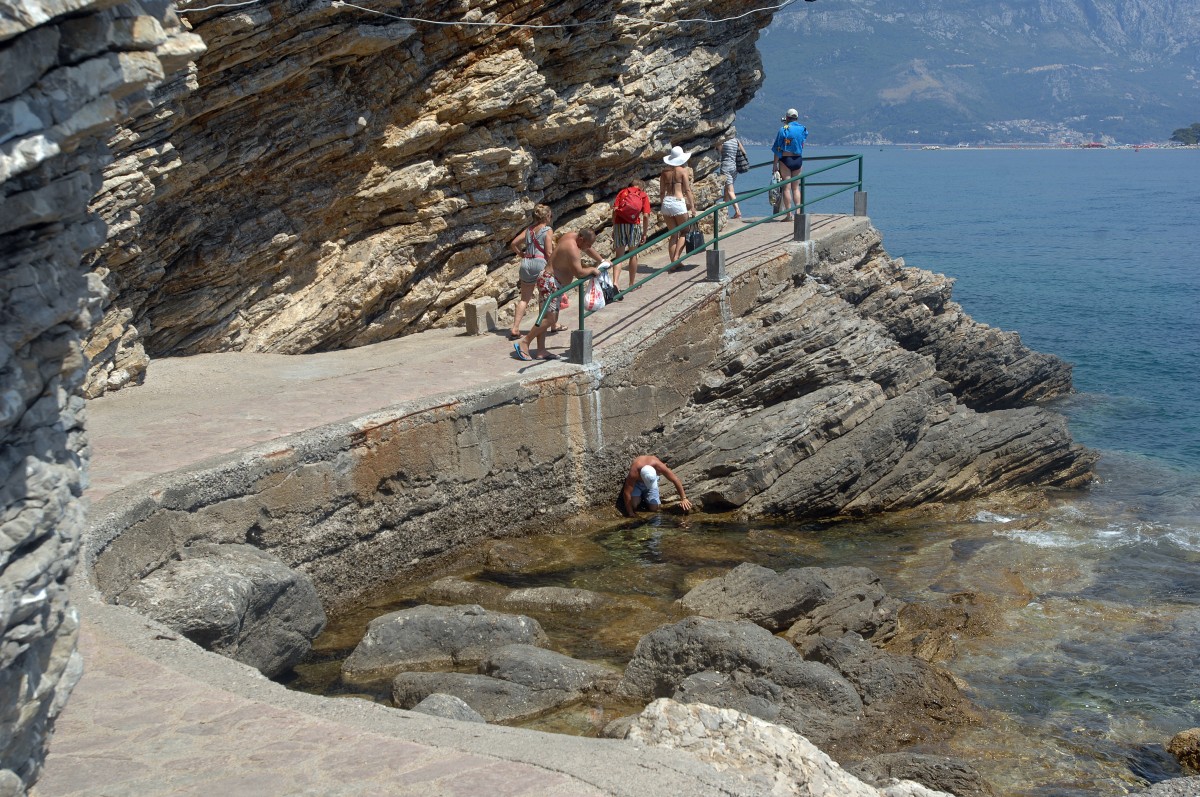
[639,465,659,488]
[786,108,799,120]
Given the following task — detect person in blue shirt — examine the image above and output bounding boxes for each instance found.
[771,109,808,220]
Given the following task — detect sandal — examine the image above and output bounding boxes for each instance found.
[512,342,533,361]
[550,324,567,333]
[507,330,520,340]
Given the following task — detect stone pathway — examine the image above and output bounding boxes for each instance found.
[37,216,854,797]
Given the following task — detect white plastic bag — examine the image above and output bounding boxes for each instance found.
[585,275,606,312]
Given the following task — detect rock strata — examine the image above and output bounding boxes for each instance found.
[665,224,1097,518]
[0,0,201,789]
[116,543,326,678]
[80,0,773,395]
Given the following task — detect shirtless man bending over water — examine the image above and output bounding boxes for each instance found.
[621,454,693,517]
[514,229,607,361]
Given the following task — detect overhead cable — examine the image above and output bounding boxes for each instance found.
[178,0,799,27]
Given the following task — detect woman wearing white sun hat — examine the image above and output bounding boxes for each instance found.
[659,145,696,264]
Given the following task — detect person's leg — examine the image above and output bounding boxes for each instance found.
[533,310,557,358]
[627,253,638,289]
[725,179,740,219]
[510,280,534,338]
[776,164,795,218]
[666,213,687,263]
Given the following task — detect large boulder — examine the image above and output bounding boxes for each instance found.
[117,543,325,678]
[618,617,863,747]
[480,644,620,695]
[680,563,900,643]
[392,672,572,724]
[624,699,954,797]
[341,604,547,684]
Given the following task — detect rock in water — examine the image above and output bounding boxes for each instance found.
[341,604,547,684]
[117,543,326,678]
[409,693,486,724]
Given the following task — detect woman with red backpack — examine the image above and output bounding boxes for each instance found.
[612,178,652,290]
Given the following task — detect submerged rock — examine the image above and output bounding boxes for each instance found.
[392,672,572,724]
[850,753,994,797]
[117,543,325,678]
[1133,778,1200,796]
[680,563,900,641]
[409,693,486,724]
[678,563,832,631]
[341,604,547,684]
[480,644,619,695]
[624,699,953,797]
[797,633,978,755]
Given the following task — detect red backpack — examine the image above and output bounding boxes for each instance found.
[613,186,647,224]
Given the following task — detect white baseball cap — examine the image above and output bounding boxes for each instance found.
[639,465,659,488]
[785,108,799,120]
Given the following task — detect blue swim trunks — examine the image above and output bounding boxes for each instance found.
[631,480,661,508]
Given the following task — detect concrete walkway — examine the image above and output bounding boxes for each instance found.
[35,216,855,797]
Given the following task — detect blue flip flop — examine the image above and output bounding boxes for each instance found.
[513,342,533,361]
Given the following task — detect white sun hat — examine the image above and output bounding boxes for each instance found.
[663,146,692,166]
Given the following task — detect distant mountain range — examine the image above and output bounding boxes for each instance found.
[739,0,1200,145]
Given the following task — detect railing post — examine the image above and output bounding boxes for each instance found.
[794,213,811,242]
[706,249,725,281]
[570,329,592,365]
[854,191,868,216]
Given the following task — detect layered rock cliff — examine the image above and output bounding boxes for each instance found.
[0,1,202,791]
[83,0,771,395]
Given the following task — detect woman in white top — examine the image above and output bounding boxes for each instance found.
[659,146,696,264]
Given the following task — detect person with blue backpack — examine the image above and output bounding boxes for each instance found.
[772,109,808,220]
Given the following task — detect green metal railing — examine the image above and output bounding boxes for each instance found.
[531,154,864,335]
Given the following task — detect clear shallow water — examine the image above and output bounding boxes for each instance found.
[293,149,1200,796]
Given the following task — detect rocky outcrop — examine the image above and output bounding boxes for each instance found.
[115,543,326,678]
[666,224,1096,518]
[81,0,774,395]
[341,604,548,684]
[0,1,201,791]
[624,699,955,797]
